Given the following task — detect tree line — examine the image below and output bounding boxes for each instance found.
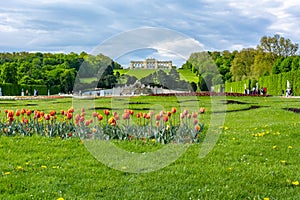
[0,34,298,94]
[0,52,122,94]
[182,34,299,89]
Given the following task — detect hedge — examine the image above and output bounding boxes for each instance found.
[0,84,61,96]
[224,70,300,96]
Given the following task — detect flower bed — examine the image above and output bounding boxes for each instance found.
[0,107,206,144]
[150,92,272,97]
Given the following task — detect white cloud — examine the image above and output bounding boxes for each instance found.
[1,0,300,54]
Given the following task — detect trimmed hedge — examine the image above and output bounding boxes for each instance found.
[224,70,300,96]
[0,84,61,96]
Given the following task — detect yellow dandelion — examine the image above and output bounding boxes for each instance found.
[264,198,270,200]
[151,139,156,143]
[121,166,127,170]
[232,137,236,141]
[288,146,293,149]
[52,166,59,169]
[227,167,233,171]
[57,198,65,200]
[4,172,11,175]
[292,181,299,186]
[41,165,47,169]
[25,162,30,165]
[280,160,287,165]
[272,145,277,149]
[16,166,23,171]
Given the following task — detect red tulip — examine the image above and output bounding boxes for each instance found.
[50,110,56,116]
[155,114,161,121]
[180,113,185,119]
[195,125,201,132]
[108,117,116,126]
[193,119,198,125]
[15,109,21,117]
[122,112,130,120]
[66,112,73,120]
[21,108,26,115]
[22,117,28,124]
[183,109,188,116]
[156,121,160,127]
[145,113,151,120]
[163,116,169,122]
[7,110,14,118]
[68,107,74,113]
[192,112,198,118]
[167,111,171,117]
[92,112,98,117]
[44,114,51,120]
[129,110,134,115]
[97,114,103,121]
[104,109,110,116]
[171,107,177,114]
[200,107,205,114]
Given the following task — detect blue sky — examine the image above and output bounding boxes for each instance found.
[1,0,300,66]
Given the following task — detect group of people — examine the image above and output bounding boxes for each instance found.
[245,87,267,95]
[284,88,293,97]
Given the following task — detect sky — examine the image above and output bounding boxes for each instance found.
[1,0,300,67]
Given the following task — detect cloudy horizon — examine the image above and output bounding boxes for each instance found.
[1,0,300,66]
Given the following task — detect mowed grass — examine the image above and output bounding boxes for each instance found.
[1,96,300,199]
[177,68,199,83]
[115,68,199,83]
[79,77,98,84]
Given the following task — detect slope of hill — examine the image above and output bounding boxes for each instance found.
[115,68,198,83]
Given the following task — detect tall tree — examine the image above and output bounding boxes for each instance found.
[1,62,18,84]
[230,48,256,81]
[252,51,274,78]
[257,34,298,58]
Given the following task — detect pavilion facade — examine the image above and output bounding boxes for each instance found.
[129,58,172,69]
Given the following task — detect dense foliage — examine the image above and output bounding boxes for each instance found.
[0,34,298,95]
[0,52,123,95]
[139,68,194,91]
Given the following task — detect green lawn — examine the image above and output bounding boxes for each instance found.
[0,96,300,199]
[177,68,199,83]
[115,69,159,80]
[115,68,199,83]
[79,77,98,84]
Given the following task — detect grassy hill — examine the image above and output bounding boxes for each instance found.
[177,68,199,83]
[115,68,198,83]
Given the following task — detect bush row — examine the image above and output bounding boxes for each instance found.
[0,83,61,96]
[224,70,300,96]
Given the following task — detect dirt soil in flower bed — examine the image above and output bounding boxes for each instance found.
[284,108,300,114]
[0,95,70,100]
[150,92,272,97]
